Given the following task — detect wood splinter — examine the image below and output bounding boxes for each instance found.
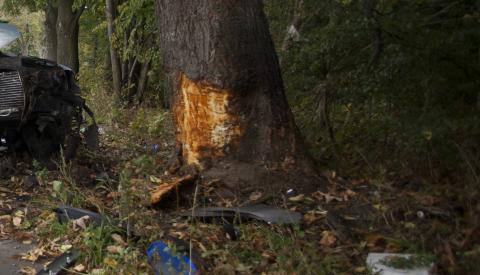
[150,174,197,205]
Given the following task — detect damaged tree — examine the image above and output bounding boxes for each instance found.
[156,0,318,191]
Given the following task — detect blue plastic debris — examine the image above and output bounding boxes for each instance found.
[147,240,199,275]
[143,143,160,154]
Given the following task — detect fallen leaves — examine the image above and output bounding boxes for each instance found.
[111,233,127,246]
[13,216,22,227]
[19,266,36,275]
[303,209,327,225]
[22,247,44,262]
[288,194,305,202]
[320,230,337,247]
[249,191,263,201]
[73,264,86,272]
[107,245,124,254]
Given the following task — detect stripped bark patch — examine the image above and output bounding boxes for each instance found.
[173,73,242,166]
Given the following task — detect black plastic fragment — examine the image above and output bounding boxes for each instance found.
[54,205,128,230]
[36,249,80,275]
[223,223,241,240]
[183,204,302,225]
[54,205,108,227]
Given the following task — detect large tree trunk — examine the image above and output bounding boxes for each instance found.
[44,0,58,61]
[56,0,83,72]
[106,0,122,96]
[156,0,317,191]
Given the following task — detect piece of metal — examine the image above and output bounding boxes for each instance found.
[0,71,24,123]
[0,23,20,48]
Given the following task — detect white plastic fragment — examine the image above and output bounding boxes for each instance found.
[366,253,435,275]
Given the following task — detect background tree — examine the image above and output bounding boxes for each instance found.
[265,0,480,182]
[44,0,57,61]
[56,0,85,72]
[105,0,121,96]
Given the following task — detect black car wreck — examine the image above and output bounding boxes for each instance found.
[0,23,96,163]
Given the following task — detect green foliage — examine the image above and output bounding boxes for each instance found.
[266,0,480,187]
[112,0,165,105]
[0,5,43,56]
[114,0,158,64]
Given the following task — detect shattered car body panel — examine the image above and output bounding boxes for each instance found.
[0,54,94,160]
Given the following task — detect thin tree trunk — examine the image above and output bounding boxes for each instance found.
[106,0,122,95]
[56,0,84,72]
[121,29,130,84]
[44,0,57,61]
[136,61,150,104]
[156,0,317,191]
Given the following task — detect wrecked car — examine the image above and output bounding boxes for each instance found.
[0,23,95,161]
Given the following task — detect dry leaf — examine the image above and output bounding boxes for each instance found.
[19,266,36,275]
[73,264,86,272]
[288,194,305,202]
[60,244,72,252]
[13,217,22,227]
[149,175,163,183]
[303,210,325,225]
[320,230,337,247]
[73,216,90,230]
[111,233,127,246]
[22,248,44,262]
[0,215,11,221]
[103,257,118,268]
[107,245,124,254]
[249,191,263,201]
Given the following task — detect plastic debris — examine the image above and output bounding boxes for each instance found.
[36,249,80,275]
[147,240,199,275]
[366,253,435,275]
[183,204,302,225]
[54,205,107,227]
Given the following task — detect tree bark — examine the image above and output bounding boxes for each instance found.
[106,0,122,95]
[156,0,317,191]
[56,0,84,72]
[44,0,58,61]
[136,61,150,104]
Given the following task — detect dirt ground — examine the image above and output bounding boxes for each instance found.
[0,109,479,274]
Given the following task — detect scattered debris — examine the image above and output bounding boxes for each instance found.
[223,223,241,241]
[366,253,435,275]
[36,249,81,275]
[150,174,197,204]
[147,240,199,275]
[0,48,98,161]
[54,205,108,227]
[183,204,302,225]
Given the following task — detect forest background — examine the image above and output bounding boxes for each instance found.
[0,0,479,273]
